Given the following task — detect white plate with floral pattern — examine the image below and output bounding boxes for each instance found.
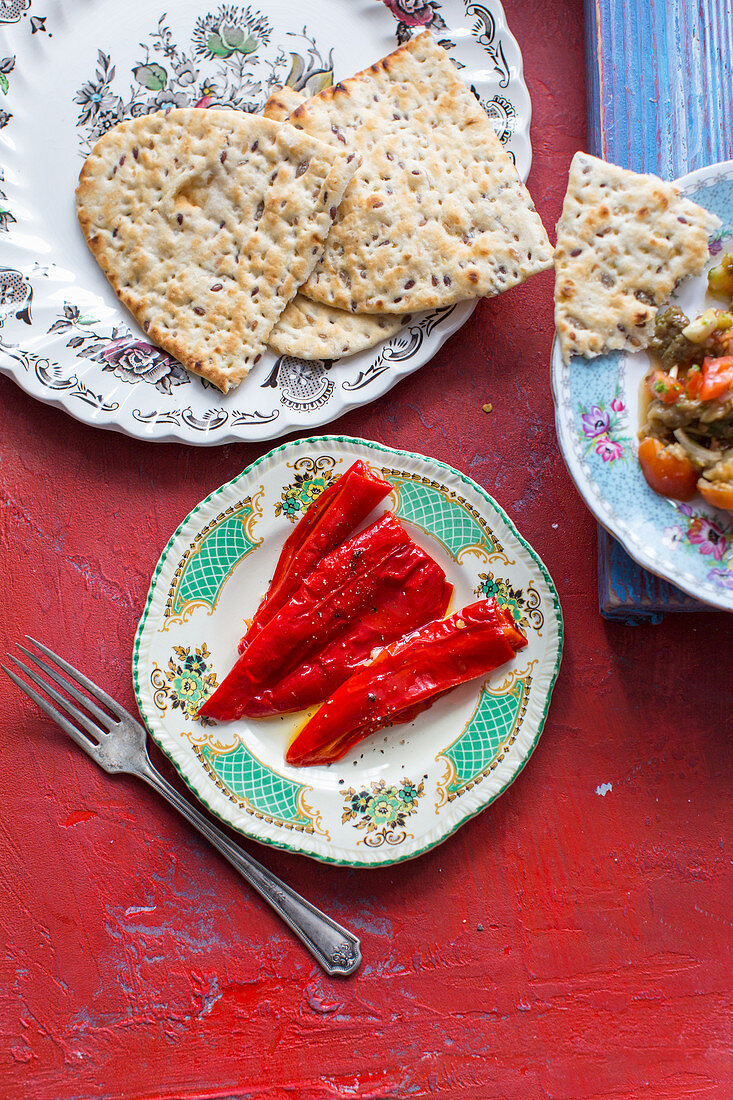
[132,437,563,866]
[552,161,733,611]
[0,0,532,445]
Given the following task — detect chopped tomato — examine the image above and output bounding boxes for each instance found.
[685,365,703,399]
[700,356,733,401]
[649,370,683,405]
[698,479,733,512]
[638,437,698,501]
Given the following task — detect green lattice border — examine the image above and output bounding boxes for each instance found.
[194,745,317,836]
[386,468,505,560]
[436,674,532,805]
[164,497,261,620]
[132,436,563,867]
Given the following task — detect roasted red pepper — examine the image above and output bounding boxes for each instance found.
[200,513,422,721]
[243,552,453,717]
[239,460,391,653]
[286,599,528,767]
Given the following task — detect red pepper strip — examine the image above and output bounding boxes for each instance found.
[199,513,415,721]
[394,606,525,727]
[242,554,453,717]
[286,599,528,767]
[238,460,391,653]
[392,606,525,726]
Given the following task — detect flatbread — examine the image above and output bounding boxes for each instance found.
[554,152,721,363]
[76,108,359,392]
[262,88,404,358]
[285,31,552,314]
[268,293,404,358]
[262,85,308,123]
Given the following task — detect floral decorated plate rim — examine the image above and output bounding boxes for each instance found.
[132,436,563,867]
[551,160,733,612]
[0,0,532,446]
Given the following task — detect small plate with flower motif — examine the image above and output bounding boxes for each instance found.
[133,436,563,866]
[551,160,733,611]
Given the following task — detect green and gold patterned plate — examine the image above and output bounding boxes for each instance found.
[133,437,563,866]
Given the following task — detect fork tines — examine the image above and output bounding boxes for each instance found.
[2,637,123,751]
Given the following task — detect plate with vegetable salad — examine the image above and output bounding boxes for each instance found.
[552,159,733,611]
[133,436,563,867]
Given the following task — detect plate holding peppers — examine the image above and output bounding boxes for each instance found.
[133,437,563,866]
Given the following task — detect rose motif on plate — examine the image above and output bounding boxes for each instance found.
[664,503,732,583]
[578,387,630,463]
[383,1,455,48]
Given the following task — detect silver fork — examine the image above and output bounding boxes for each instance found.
[3,637,361,978]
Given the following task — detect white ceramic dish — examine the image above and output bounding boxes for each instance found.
[552,160,733,611]
[0,0,532,444]
[133,436,563,866]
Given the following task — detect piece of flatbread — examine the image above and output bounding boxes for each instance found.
[262,88,404,358]
[554,152,721,363]
[268,293,405,358]
[283,31,552,314]
[262,85,308,123]
[76,108,359,392]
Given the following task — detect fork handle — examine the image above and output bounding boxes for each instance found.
[136,759,361,977]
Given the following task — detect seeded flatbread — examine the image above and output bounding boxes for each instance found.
[268,293,405,358]
[76,108,358,392]
[262,88,404,358]
[554,152,721,363]
[284,31,552,314]
[262,85,308,123]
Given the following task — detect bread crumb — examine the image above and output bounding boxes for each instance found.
[482,402,493,413]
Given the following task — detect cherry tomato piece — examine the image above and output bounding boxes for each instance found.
[700,356,733,401]
[638,437,698,501]
[698,479,733,512]
[685,365,703,399]
[649,370,684,405]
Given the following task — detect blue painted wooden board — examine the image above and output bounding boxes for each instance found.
[584,0,733,621]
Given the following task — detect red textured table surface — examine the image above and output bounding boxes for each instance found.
[1,3,731,1098]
